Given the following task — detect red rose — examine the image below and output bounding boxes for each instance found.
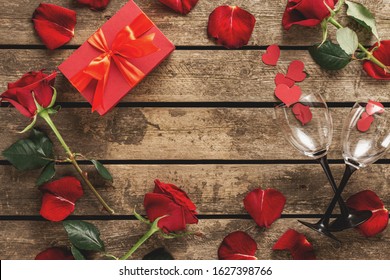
[35,247,74,260]
[0,70,56,118]
[144,179,198,233]
[282,0,337,30]
[363,40,390,80]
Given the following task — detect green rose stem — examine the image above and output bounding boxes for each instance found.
[119,217,164,260]
[39,109,115,215]
[328,17,389,73]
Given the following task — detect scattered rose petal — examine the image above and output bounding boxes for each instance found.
[35,247,74,260]
[366,100,385,115]
[218,231,258,260]
[273,229,316,260]
[243,188,286,228]
[39,177,83,222]
[286,60,307,82]
[262,45,281,66]
[32,3,76,50]
[275,84,302,107]
[274,73,295,88]
[208,5,256,49]
[76,0,111,10]
[159,0,199,15]
[346,190,389,237]
[292,103,312,125]
[357,113,374,132]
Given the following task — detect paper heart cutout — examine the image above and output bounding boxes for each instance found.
[366,100,384,115]
[275,84,301,107]
[357,113,374,132]
[292,103,312,125]
[262,44,280,66]
[286,60,306,82]
[275,73,295,87]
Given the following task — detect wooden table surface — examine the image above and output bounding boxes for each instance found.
[0,0,389,260]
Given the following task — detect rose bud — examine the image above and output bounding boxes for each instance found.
[144,179,198,233]
[282,0,337,30]
[363,40,390,80]
[0,70,56,118]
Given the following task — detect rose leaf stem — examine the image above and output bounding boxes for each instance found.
[328,17,389,71]
[39,110,115,215]
[119,219,161,260]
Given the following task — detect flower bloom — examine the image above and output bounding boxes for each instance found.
[0,70,56,118]
[363,40,390,80]
[144,179,198,232]
[282,0,338,30]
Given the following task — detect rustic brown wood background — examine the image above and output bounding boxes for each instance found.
[0,0,389,260]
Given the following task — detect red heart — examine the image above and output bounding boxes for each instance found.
[292,103,312,125]
[357,113,374,132]
[274,73,295,87]
[275,84,301,107]
[366,100,384,115]
[262,44,280,66]
[286,60,306,82]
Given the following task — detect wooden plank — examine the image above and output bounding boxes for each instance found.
[1,50,389,103]
[1,108,389,161]
[0,219,389,260]
[1,164,389,216]
[0,0,388,46]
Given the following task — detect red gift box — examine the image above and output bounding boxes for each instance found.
[59,0,175,115]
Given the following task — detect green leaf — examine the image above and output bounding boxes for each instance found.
[309,40,352,70]
[336,27,359,55]
[355,51,367,60]
[3,129,54,171]
[36,161,56,186]
[345,0,380,40]
[71,245,86,260]
[91,160,113,182]
[143,248,174,260]
[63,220,105,252]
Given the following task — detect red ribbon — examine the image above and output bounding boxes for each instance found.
[70,14,160,111]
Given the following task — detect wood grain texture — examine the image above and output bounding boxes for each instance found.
[0,219,389,260]
[1,107,389,160]
[1,164,389,216]
[1,50,389,103]
[0,0,389,46]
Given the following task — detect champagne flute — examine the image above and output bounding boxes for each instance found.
[327,102,390,231]
[275,93,370,241]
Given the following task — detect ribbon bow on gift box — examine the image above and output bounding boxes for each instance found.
[71,14,160,112]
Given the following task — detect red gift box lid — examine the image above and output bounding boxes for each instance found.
[58,0,175,115]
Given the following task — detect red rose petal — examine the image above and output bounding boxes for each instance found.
[243,188,286,228]
[208,5,256,49]
[274,73,295,87]
[77,0,110,10]
[262,45,280,66]
[159,0,199,15]
[273,229,316,260]
[366,100,385,115]
[357,114,374,132]
[286,60,307,82]
[275,84,302,107]
[35,247,74,260]
[346,190,389,237]
[292,103,312,125]
[39,177,83,222]
[32,3,76,50]
[218,231,258,260]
